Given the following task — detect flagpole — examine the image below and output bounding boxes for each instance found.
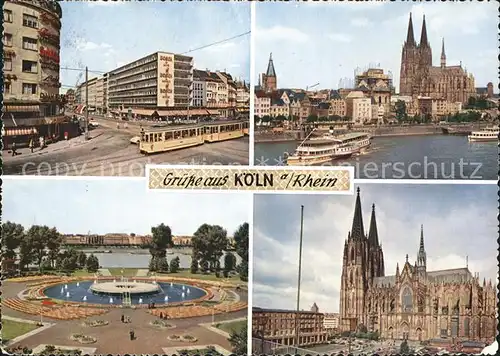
[295,205,304,352]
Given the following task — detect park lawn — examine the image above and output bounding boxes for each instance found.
[161,269,244,285]
[1,320,39,343]
[216,319,246,335]
[71,269,94,276]
[107,268,140,277]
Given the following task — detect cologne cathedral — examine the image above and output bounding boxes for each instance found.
[339,188,496,342]
[399,13,476,104]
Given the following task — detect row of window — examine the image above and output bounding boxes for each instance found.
[4,58,39,73]
[3,33,38,51]
[3,10,39,28]
[4,82,38,95]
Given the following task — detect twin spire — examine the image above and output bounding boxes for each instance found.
[350,187,379,246]
[405,13,431,48]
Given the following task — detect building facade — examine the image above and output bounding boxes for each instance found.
[324,313,340,334]
[260,53,277,93]
[107,51,193,110]
[253,307,328,347]
[2,0,66,142]
[339,188,496,343]
[345,91,372,125]
[75,76,98,112]
[399,13,475,105]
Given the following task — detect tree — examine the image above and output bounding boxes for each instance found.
[237,260,248,282]
[233,223,248,264]
[2,222,24,259]
[25,225,50,271]
[307,114,318,122]
[228,323,247,355]
[85,254,99,272]
[395,100,408,122]
[157,256,169,273]
[170,256,180,273]
[200,259,209,273]
[149,223,172,259]
[77,251,87,269]
[149,257,158,272]
[400,339,410,354]
[192,224,228,272]
[45,228,62,269]
[190,257,198,274]
[224,252,236,272]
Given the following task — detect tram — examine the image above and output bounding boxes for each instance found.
[242,120,249,135]
[202,120,247,143]
[138,119,248,155]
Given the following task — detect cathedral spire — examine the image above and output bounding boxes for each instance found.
[266,52,276,77]
[368,204,379,246]
[350,187,365,240]
[420,15,429,47]
[405,12,416,47]
[440,38,446,68]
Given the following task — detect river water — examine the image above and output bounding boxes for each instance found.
[91,251,241,269]
[255,135,497,180]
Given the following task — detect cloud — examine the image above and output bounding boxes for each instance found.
[350,17,371,27]
[252,184,497,313]
[328,33,352,43]
[76,40,113,52]
[256,26,309,43]
[87,0,127,6]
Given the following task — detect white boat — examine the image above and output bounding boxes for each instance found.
[467,126,499,142]
[287,131,371,166]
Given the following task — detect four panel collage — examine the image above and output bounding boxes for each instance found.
[1,1,498,356]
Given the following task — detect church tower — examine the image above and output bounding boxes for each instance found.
[440,38,446,68]
[417,15,432,69]
[340,188,369,331]
[399,13,418,96]
[367,204,385,279]
[416,224,427,278]
[263,53,277,92]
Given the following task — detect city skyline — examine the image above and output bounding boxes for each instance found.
[60,1,250,91]
[255,1,496,91]
[3,179,250,236]
[253,184,497,314]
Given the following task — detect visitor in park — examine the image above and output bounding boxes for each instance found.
[121,314,124,323]
[152,302,155,309]
[29,138,34,153]
[11,142,17,156]
[129,329,134,340]
[159,312,163,319]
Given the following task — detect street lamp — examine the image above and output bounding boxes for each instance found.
[294,205,305,353]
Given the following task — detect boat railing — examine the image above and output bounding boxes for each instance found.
[296,128,318,150]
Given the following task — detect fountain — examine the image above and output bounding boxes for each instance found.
[60,287,64,294]
[83,296,87,301]
[164,296,169,302]
[139,298,143,304]
[64,284,68,289]
[109,297,114,303]
[181,292,185,298]
[170,282,173,287]
[113,279,116,283]
[76,282,80,287]
[182,285,185,291]
[66,291,70,298]
[187,288,190,295]
[133,280,136,283]
[94,279,97,284]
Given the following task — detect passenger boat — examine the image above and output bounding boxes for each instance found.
[467,126,499,142]
[441,125,472,135]
[138,119,248,154]
[286,131,371,166]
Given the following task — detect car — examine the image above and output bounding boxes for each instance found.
[89,118,99,128]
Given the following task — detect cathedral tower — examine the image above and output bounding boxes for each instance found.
[340,188,369,331]
[416,224,427,278]
[440,38,446,68]
[367,204,385,279]
[417,15,432,68]
[399,13,418,96]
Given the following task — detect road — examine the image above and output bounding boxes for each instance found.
[3,119,249,176]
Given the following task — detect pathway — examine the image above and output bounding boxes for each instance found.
[2,315,55,347]
[135,269,149,277]
[98,269,111,276]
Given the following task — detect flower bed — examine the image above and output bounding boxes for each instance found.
[180,334,198,343]
[70,333,97,344]
[150,319,175,329]
[83,319,109,327]
[167,334,181,341]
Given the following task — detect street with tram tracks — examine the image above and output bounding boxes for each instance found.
[3,115,249,176]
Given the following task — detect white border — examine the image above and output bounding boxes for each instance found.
[145,164,355,195]
[353,179,497,185]
[247,190,254,356]
[1,176,144,181]
[249,1,256,167]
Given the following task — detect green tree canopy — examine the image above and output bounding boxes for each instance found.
[233,222,249,263]
[170,256,180,273]
[229,323,247,355]
[224,252,236,272]
[150,223,172,259]
[2,221,25,259]
[85,254,99,272]
[190,257,198,274]
[192,224,228,271]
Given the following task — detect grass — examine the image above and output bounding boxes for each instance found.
[107,268,140,277]
[1,319,40,343]
[216,319,246,335]
[71,269,94,276]
[176,347,222,356]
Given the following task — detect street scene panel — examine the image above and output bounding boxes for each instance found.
[253,1,498,179]
[3,0,250,176]
[252,184,497,355]
[2,179,249,355]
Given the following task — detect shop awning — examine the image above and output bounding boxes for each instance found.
[4,105,40,113]
[3,127,38,136]
[75,104,86,115]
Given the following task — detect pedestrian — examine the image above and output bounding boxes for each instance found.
[159,312,163,319]
[29,139,34,153]
[11,142,17,156]
[121,314,124,323]
[39,136,44,150]
[129,329,134,340]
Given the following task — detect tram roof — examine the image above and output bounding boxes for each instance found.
[142,119,248,132]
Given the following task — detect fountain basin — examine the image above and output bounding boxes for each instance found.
[90,281,160,296]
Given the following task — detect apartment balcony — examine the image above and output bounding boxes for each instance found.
[110,92,157,99]
[173,55,193,64]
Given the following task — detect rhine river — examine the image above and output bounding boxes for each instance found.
[86,249,241,269]
[255,135,497,180]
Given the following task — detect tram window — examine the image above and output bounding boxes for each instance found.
[149,133,154,142]
[191,129,196,137]
[174,131,181,139]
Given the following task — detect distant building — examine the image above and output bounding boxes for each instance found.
[345,91,372,125]
[323,313,340,333]
[252,306,328,348]
[260,53,277,93]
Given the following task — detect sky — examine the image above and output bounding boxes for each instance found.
[255,1,497,91]
[253,183,498,314]
[59,1,250,91]
[2,178,250,236]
